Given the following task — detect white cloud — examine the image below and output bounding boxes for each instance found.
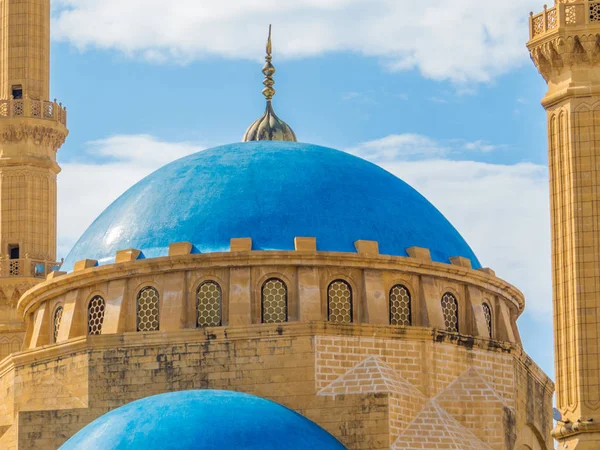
[351,135,551,319]
[86,134,203,168]
[347,134,450,161]
[463,139,500,152]
[348,134,504,162]
[51,0,542,83]
[57,135,203,258]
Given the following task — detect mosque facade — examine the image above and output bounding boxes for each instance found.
[0,0,579,449]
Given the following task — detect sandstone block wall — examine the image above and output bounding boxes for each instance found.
[0,324,553,450]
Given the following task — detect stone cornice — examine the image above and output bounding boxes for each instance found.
[0,321,553,394]
[17,250,526,317]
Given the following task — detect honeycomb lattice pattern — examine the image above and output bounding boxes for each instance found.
[441,293,459,333]
[137,287,160,332]
[483,303,493,338]
[53,306,63,343]
[9,260,19,276]
[13,100,23,116]
[261,278,288,324]
[31,101,41,117]
[88,296,106,336]
[566,5,577,24]
[390,285,411,326]
[328,280,352,324]
[197,281,222,327]
[532,14,544,36]
[591,2,600,22]
[565,4,582,24]
[546,8,557,29]
[43,102,54,119]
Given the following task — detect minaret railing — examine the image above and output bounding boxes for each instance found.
[0,258,59,279]
[0,97,67,126]
[529,0,600,39]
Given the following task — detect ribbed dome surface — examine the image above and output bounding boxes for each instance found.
[61,141,480,271]
[59,390,347,450]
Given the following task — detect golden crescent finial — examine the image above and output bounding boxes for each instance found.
[242,25,297,142]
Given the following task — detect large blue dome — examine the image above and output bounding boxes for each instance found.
[62,141,480,271]
[60,390,346,450]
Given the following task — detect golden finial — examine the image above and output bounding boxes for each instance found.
[243,25,297,143]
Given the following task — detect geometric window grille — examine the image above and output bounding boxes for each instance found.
[197,281,222,328]
[546,8,557,30]
[261,278,288,324]
[591,2,600,23]
[53,306,63,343]
[136,287,160,332]
[565,5,579,25]
[9,260,20,276]
[390,285,411,326]
[88,296,106,336]
[441,292,459,333]
[532,15,544,37]
[328,280,353,324]
[483,303,493,338]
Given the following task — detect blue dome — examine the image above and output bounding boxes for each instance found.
[59,390,346,450]
[62,141,480,271]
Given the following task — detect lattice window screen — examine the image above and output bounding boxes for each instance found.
[197,281,222,327]
[137,287,160,332]
[328,280,352,324]
[483,303,493,338]
[261,278,288,324]
[441,293,459,332]
[390,285,411,326]
[88,296,106,335]
[53,306,63,343]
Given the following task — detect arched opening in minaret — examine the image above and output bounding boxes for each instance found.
[8,244,19,260]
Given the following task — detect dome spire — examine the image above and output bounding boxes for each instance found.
[242,25,297,142]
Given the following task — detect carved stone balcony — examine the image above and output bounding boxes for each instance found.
[529,0,600,41]
[0,258,59,279]
[0,97,67,127]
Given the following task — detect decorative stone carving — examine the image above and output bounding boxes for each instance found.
[529,33,600,81]
[0,124,68,150]
[0,282,34,307]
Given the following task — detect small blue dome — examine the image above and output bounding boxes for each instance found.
[62,141,480,271]
[59,390,346,450]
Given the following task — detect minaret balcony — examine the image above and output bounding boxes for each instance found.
[0,97,67,127]
[529,0,600,41]
[0,258,59,279]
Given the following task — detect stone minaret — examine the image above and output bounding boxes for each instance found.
[0,0,67,358]
[528,1,600,448]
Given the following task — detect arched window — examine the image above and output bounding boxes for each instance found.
[390,285,411,326]
[483,303,493,338]
[197,281,222,327]
[53,306,64,343]
[88,296,106,335]
[261,278,288,324]
[328,280,353,324]
[441,293,459,332]
[136,287,160,332]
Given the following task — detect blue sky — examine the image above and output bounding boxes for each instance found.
[50,0,554,378]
